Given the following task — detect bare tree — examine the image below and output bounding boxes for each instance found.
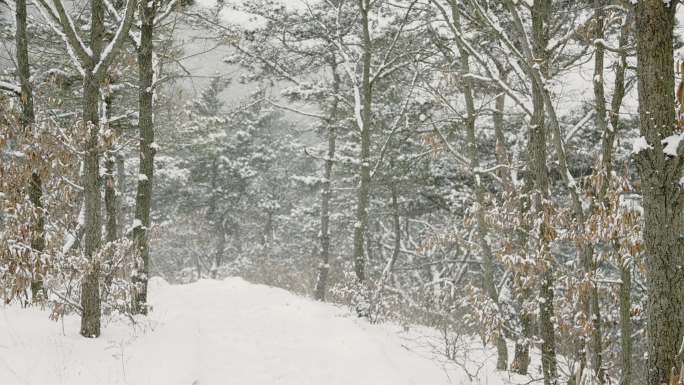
[36,0,137,337]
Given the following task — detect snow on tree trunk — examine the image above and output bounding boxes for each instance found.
[104,92,118,244]
[529,1,557,383]
[583,1,607,382]
[132,0,157,315]
[632,3,684,385]
[351,0,373,283]
[314,60,339,301]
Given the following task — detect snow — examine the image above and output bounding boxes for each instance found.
[290,175,322,187]
[193,0,269,31]
[631,136,652,154]
[0,277,529,385]
[129,219,144,231]
[93,0,133,76]
[0,80,21,94]
[661,133,684,156]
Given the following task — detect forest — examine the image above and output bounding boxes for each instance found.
[1,0,683,384]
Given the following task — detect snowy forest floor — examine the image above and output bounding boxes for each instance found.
[0,278,537,385]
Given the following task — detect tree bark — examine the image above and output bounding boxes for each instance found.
[15,0,33,126]
[619,264,632,385]
[511,184,533,375]
[104,93,118,244]
[389,184,400,275]
[80,0,105,338]
[530,1,557,383]
[632,3,684,385]
[511,308,532,374]
[116,153,126,238]
[351,0,372,282]
[492,66,511,187]
[611,19,631,385]
[29,173,45,302]
[131,0,157,315]
[314,60,340,301]
[80,75,103,337]
[583,1,607,382]
[16,0,45,302]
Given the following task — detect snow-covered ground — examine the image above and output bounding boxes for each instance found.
[0,277,531,385]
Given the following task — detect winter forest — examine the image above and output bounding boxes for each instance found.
[1,0,684,384]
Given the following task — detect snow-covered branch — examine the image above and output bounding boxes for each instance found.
[0,81,21,96]
[36,0,93,66]
[94,0,138,79]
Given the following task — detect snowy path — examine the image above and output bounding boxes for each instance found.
[0,278,462,385]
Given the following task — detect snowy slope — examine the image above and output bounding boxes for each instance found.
[0,278,527,385]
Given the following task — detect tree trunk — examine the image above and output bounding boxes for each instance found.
[208,158,222,276]
[351,0,372,282]
[233,222,242,256]
[131,0,157,315]
[29,173,45,302]
[633,3,684,385]
[531,1,557,383]
[511,308,532,374]
[80,0,105,337]
[212,219,226,279]
[610,17,631,385]
[619,264,632,385]
[104,93,118,244]
[453,4,507,370]
[15,0,34,127]
[81,71,103,337]
[493,67,511,187]
[262,211,273,257]
[582,1,607,382]
[16,0,45,302]
[510,182,533,375]
[389,184,400,274]
[491,61,531,375]
[314,60,339,301]
[116,153,126,238]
